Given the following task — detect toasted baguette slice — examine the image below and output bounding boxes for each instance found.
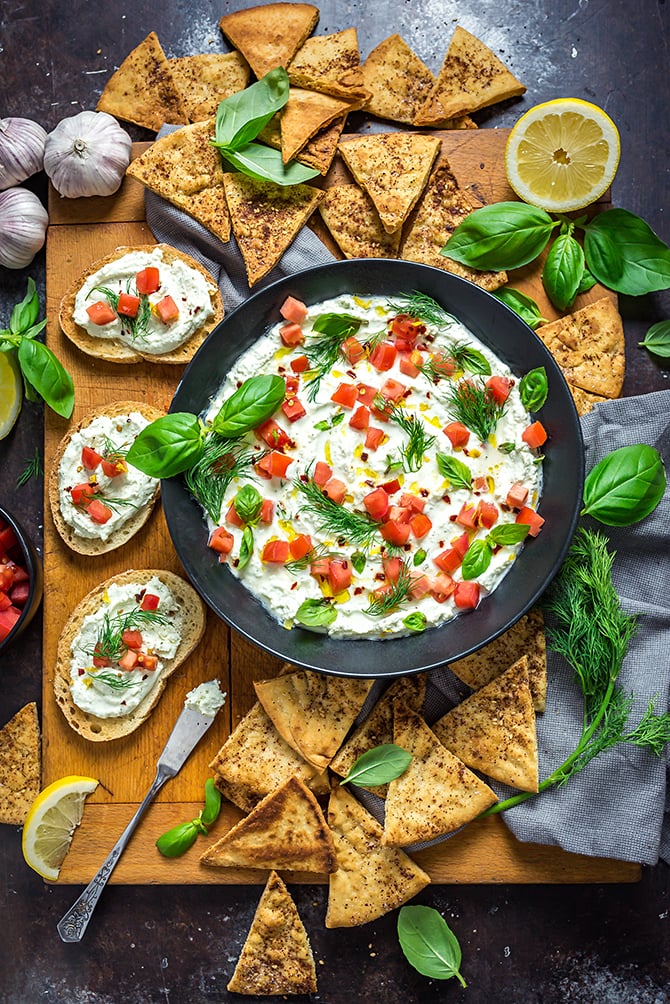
[53,570,206,742]
[48,401,164,557]
[59,244,224,364]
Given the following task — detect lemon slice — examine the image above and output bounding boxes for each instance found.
[0,350,22,440]
[22,775,98,880]
[505,98,620,213]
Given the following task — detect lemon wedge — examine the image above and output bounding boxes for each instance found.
[505,98,620,213]
[0,350,22,440]
[22,775,98,881]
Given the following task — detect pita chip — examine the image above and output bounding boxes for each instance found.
[259,113,347,175]
[227,870,317,995]
[536,296,625,400]
[401,161,507,291]
[383,705,497,847]
[219,3,319,80]
[318,184,401,259]
[126,119,231,243]
[280,88,358,163]
[338,132,441,234]
[168,52,250,122]
[0,703,40,825]
[449,608,547,712]
[97,32,188,131]
[326,784,430,928]
[414,25,526,126]
[288,27,369,101]
[254,670,374,771]
[568,384,610,416]
[433,656,539,793]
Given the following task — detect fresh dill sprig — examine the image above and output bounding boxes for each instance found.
[446,377,506,442]
[72,489,138,514]
[184,431,259,524]
[86,670,141,691]
[91,282,151,341]
[387,291,454,327]
[364,561,413,617]
[16,448,42,488]
[293,477,380,550]
[102,434,130,460]
[303,313,365,401]
[284,542,334,574]
[380,398,436,472]
[88,608,171,664]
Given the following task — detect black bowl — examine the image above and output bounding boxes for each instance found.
[0,504,43,654]
[163,259,584,678]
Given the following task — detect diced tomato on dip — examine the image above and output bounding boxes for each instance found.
[455,503,478,530]
[363,487,389,521]
[486,375,513,405]
[477,500,499,529]
[329,559,352,593]
[279,322,304,347]
[506,482,529,509]
[117,292,141,318]
[516,506,545,537]
[443,422,470,448]
[70,482,96,507]
[380,378,406,402]
[330,382,357,408]
[430,573,456,603]
[342,336,365,364]
[364,427,385,451]
[289,534,313,560]
[87,499,113,524]
[262,540,290,563]
[279,296,308,323]
[81,446,102,470]
[208,526,234,554]
[290,354,310,373]
[155,295,179,324]
[349,405,370,430]
[260,499,275,524]
[313,461,332,487]
[453,581,481,609]
[369,341,396,372]
[101,457,127,477]
[521,421,548,449]
[256,451,294,479]
[380,520,411,546]
[135,267,160,294]
[140,592,160,611]
[433,547,462,574]
[255,419,292,451]
[118,650,139,671]
[121,629,143,650]
[282,396,306,422]
[86,300,116,326]
[399,354,420,378]
[322,478,347,504]
[409,512,432,539]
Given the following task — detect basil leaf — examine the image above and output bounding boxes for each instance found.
[214,67,290,150]
[442,202,558,271]
[341,743,412,787]
[220,143,320,186]
[639,320,670,358]
[199,778,222,828]
[397,905,466,986]
[488,523,530,546]
[498,441,516,454]
[576,264,597,295]
[581,444,666,526]
[492,288,548,329]
[584,209,670,295]
[238,525,254,570]
[457,346,490,375]
[17,337,74,418]
[312,312,363,337]
[9,277,40,334]
[519,366,548,412]
[413,548,427,567]
[156,821,199,858]
[460,538,492,580]
[542,230,585,311]
[436,452,472,490]
[213,374,285,437]
[126,413,204,478]
[351,550,366,574]
[234,484,263,523]
[295,598,337,628]
[331,411,345,427]
[403,611,427,633]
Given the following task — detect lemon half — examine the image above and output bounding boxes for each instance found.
[0,350,22,440]
[505,98,620,213]
[22,775,98,881]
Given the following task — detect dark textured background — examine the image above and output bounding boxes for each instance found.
[1,2,669,1001]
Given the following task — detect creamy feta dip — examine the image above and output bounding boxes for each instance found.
[202,293,544,639]
[58,411,159,541]
[73,247,214,354]
[69,576,182,718]
[185,679,227,716]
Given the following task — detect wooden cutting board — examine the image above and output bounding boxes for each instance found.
[43,129,637,885]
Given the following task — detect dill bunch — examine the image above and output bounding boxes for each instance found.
[364,562,413,617]
[303,313,364,401]
[293,477,380,550]
[88,608,171,664]
[91,282,151,341]
[387,291,454,327]
[382,399,436,472]
[446,377,506,442]
[184,431,259,524]
[86,670,141,691]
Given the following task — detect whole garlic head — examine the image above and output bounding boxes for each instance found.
[0,187,49,269]
[44,110,132,199]
[0,117,47,191]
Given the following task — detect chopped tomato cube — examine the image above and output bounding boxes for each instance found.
[477,501,499,529]
[155,295,179,324]
[430,572,456,602]
[342,335,365,364]
[282,396,306,422]
[430,351,456,378]
[390,314,422,345]
[387,505,410,524]
[257,451,294,479]
[140,592,160,611]
[399,354,420,378]
[260,499,274,524]
[409,573,431,600]
[290,354,310,373]
[121,629,143,650]
[454,581,481,609]
[87,499,112,524]
[369,341,397,372]
[0,525,18,553]
[255,419,291,451]
[225,503,246,528]
[9,581,29,607]
[443,422,470,449]
[0,605,21,641]
[92,647,110,668]
[383,555,403,584]
[380,378,406,402]
[137,653,158,671]
[473,476,488,493]
[381,478,401,495]
[486,375,513,405]
[370,396,391,422]
[506,482,529,509]
[284,375,299,394]
[312,461,332,487]
[310,556,331,577]
[364,427,385,451]
[349,405,370,430]
[433,548,462,574]
[521,421,548,449]
[262,540,290,563]
[117,292,141,318]
[356,383,377,407]
[289,534,313,560]
[209,526,235,554]
[0,592,12,611]
[280,295,308,323]
[363,487,389,521]
[0,565,14,592]
[409,512,432,539]
[456,503,478,530]
[118,650,139,671]
[86,300,116,326]
[323,477,347,504]
[10,565,29,584]
[101,457,128,477]
[399,492,425,513]
[329,558,352,593]
[81,446,102,470]
[380,519,411,546]
[279,322,304,347]
[452,532,470,557]
[516,506,545,537]
[135,266,160,294]
[330,382,358,408]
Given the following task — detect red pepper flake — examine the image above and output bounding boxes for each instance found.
[419,488,429,497]
[291,582,298,590]
[78,668,85,676]
[361,452,369,461]
[354,587,364,596]
[442,494,452,504]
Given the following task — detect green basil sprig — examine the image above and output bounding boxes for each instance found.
[519,366,548,412]
[492,287,548,329]
[461,522,531,581]
[156,778,222,858]
[403,611,427,633]
[213,374,285,438]
[233,484,264,570]
[442,202,558,271]
[639,320,670,358]
[295,597,337,629]
[581,444,666,526]
[583,209,670,295]
[435,452,472,490]
[341,743,412,788]
[542,224,585,311]
[397,905,466,987]
[127,413,205,478]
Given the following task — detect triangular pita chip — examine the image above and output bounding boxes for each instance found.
[126,120,231,243]
[383,704,497,846]
[536,296,625,400]
[318,184,401,259]
[338,132,441,233]
[97,31,188,131]
[449,608,547,711]
[227,870,317,995]
[201,775,337,873]
[414,25,526,126]
[223,173,324,287]
[325,784,430,928]
[219,3,319,80]
[254,670,374,770]
[401,161,507,291]
[280,88,358,163]
[168,52,250,122]
[433,656,539,792]
[567,384,609,416]
[209,702,329,812]
[260,114,346,175]
[0,703,40,825]
[288,27,369,101]
[361,33,435,126]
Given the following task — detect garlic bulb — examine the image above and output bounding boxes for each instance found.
[0,117,47,191]
[44,111,132,199]
[0,187,49,269]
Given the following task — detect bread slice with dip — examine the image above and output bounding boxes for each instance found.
[53,569,206,741]
[59,244,224,364]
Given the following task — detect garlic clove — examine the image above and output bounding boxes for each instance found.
[0,117,48,191]
[44,110,133,199]
[0,187,49,269]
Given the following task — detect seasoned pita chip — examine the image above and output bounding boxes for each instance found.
[126,120,231,243]
[326,785,430,928]
[260,114,346,175]
[254,670,374,770]
[168,52,250,122]
[414,25,526,126]
[536,296,625,400]
[280,88,358,163]
[361,33,435,126]
[383,705,497,846]
[433,656,539,792]
[227,870,317,995]
[219,3,319,81]
[209,702,329,812]
[568,384,609,416]
[288,27,369,101]
[449,608,547,712]
[97,32,188,131]
[318,184,401,259]
[201,775,336,874]
[0,703,40,826]
[401,161,507,291]
[223,173,324,286]
[338,132,441,234]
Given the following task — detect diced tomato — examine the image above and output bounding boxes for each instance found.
[135,266,160,294]
[430,351,456,378]
[117,292,141,318]
[399,354,420,378]
[209,526,235,554]
[364,427,385,451]
[260,499,274,524]
[443,422,470,449]
[10,564,29,584]
[280,295,309,323]
[0,526,18,553]
[409,574,431,600]
[363,487,389,521]
[356,383,377,408]
[369,341,396,372]
[255,419,291,451]
[0,565,13,592]
[323,477,347,504]
[87,499,113,524]
[0,592,12,611]
[486,375,513,405]
[101,457,127,477]
[380,378,406,402]
[225,503,246,528]
[290,354,310,373]
[118,650,139,671]
[279,322,304,347]
[399,493,425,513]
[430,572,456,602]
[516,506,545,537]
[92,648,110,668]
[521,421,548,449]
[370,396,391,422]
[70,483,95,507]
[140,592,160,611]
[342,335,365,364]
[121,629,143,650]
[506,482,529,509]
[9,581,29,608]
[390,314,422,346]
[289,534,313,560]
[329,558,352,593]
[155,295,179,324]
[262,540,290,563]
[310,556,331,577]
[330,382,358,408]
[349,405,370,430]
[81,446,102,470]
[86,300,116,326]
[282,396,306,422]
[477,501,499,529]
[473,476,488,493]
[380,519,411,546]
[137,653,158,671]
[313,461,332,487]
[454,581,481,609]
[383,555,403,584]
[381,478,401,495]
[256,451,294,479]
[284,375,299,394]
[0,605,21,641]
[433,548,462,574]
[452,532,470,557]
[456,503,478,530]
[387,505,410,524]
[409,512,432,539]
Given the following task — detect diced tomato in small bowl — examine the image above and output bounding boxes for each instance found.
[0,506,42,653]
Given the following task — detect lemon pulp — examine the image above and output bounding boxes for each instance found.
[0,350,22,440]
[22,775,98,881]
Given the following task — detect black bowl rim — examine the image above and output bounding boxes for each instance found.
[0,503,43,653]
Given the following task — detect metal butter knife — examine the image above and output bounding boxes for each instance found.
[57,700,222,943]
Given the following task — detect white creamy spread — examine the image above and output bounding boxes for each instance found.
[203,293,544,639]
[69,576,182,718]
[58,411,159,541]
[185,680,227,716]
[73,247,214,354]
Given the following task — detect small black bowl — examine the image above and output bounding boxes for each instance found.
[163,259,584,678]
[0,503,43,654]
